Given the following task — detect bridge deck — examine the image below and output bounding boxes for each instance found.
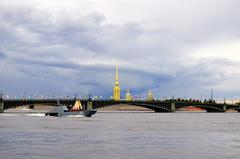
[0,99,239,113]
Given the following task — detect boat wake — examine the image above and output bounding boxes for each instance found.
[1,113,46,117]
[25,113,45,117]
[1,113,20,116]
[66,115,85,118]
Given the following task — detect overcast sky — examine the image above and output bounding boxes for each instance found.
[0,0,240,99]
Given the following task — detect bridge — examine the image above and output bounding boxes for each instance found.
[0,97,239,113]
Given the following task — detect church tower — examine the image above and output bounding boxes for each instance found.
[125,89,133,101]
[113,65,121,101]
[147,90,154,101]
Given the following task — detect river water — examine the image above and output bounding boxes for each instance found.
[0,112,240,159]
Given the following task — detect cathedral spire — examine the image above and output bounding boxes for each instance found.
[115,65,119,85]
[113,65,121,101]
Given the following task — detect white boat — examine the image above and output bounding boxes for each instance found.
[45,99,97,117]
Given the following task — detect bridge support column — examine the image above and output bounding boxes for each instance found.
[29,104,34,109]
[171,103,176,112]
[237,106,240,112]
[223,105,226,112]
[0,98,3,113]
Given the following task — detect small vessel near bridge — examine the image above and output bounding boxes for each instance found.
[45,99,97,117]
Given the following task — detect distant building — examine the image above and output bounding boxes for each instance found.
[125,89,133,101]
[213,98,240,104]
[147,90,154,101]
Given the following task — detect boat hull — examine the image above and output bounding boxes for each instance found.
[45,106,97,117]
[83,110,97,117]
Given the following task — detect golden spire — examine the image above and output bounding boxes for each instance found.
[113,65,121,101]
[115,65,119,85]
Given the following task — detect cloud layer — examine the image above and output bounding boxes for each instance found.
[0,0,240,99]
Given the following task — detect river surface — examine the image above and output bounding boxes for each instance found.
[0,112,240,159]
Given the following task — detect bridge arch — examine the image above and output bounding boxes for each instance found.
[176,105,224,112]
[130,103,170,112]
[2,99,76,111]
[93,102,170,112]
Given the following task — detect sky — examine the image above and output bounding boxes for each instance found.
[0,0,240,99]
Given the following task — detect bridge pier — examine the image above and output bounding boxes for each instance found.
[0,98,3,113]
[29,104,34,109]
[171,103,176,112]
[223,105,226,112]
[237,106,240,112]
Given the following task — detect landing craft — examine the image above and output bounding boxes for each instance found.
[45,99,97,117]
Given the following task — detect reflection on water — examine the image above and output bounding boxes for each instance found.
[0,112,240,159]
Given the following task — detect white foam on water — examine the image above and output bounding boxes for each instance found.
[0,114,20,116]
[66,115,84,118]
[25,113,45,117]
[19,108,32,111]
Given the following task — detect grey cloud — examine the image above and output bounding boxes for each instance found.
[0,51,6,58]
[0,1,240,98]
